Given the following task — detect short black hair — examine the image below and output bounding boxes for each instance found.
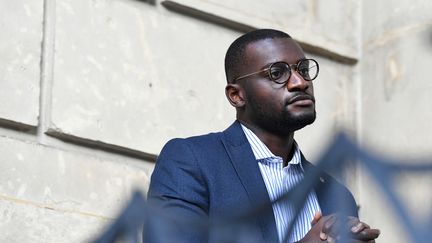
[224,29,291,83]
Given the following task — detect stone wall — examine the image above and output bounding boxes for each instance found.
[360,1,432,242]
[0,0,429,242]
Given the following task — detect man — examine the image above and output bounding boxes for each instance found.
[146,29,380,243]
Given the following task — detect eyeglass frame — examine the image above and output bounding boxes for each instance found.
[232,58,319,84]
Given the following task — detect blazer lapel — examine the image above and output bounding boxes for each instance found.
[221,121,279,243]
[302,156,358,217]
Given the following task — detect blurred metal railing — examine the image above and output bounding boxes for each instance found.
[93,133,432,243]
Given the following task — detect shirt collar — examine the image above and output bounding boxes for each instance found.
[241,123,304,168]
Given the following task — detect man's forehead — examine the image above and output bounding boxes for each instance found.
[243,38,305,65]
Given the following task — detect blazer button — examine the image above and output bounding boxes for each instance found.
[319,177,325,183]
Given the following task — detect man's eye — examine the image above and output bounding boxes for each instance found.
[270,70,282,79]
[298,67,309,75]
[269,66,286,80]
[297,67,310,79]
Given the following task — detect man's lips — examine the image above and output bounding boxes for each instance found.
[288,94,315,106]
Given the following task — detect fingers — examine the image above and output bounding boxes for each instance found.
[351,222,366,233]
[337,228,380,241]
[320,215,380,242]
[326,236,377,243]
[326,236,376,243]
[354,228,381,241]
[321,214,337,235]
[345,216,380,241]
[319,215,335,241]
[320,231,328,241]
[301,215,379,243]
[345,240,375,243]
[325,235,336,243]
[347,216,370,234]
[311,211,322,226]
[321,214,342,241]
[350,221,370,234]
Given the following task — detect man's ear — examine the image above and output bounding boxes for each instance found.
[225,83,245,108]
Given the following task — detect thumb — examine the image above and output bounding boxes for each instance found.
[311,211,322,226]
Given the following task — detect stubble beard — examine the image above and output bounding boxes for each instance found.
[249,102,316,136]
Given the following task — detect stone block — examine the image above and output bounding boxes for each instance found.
[357,168,430,243]
[0,199,106,242]
[0,0,43,127]
[164,0,360,59]
[361,27,432,157]
[51,0,236,155]
[0,136,154,218]
[362,0,432,46]
[360,2,432,242]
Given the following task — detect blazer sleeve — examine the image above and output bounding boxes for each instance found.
[145,138,209,243]
[315,173,359,218]
[303,159,359,218]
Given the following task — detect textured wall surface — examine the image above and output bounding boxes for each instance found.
[0,0,430,242]
[361,0,432,155]
[51,0,237,154]
[165,0,360,60]
[0,136,152,242]
[360,1,432,242]
[0,0,43,127]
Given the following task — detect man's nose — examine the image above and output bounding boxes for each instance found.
[286,71,309,91]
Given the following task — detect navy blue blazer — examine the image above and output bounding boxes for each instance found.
[146,121,358,243]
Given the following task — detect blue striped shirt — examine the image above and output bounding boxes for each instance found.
[241,124,321,243]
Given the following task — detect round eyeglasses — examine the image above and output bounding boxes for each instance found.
[233,58,319,84]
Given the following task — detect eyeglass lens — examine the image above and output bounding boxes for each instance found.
[269,59,318,83]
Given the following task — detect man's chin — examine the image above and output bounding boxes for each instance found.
[286,113,316,131]
[267,118,314,135]
[301,114,316,125]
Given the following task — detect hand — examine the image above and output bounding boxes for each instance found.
[297,213,380,243]
[340,216,380,243]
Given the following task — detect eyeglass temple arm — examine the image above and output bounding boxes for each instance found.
[233,68,269,82]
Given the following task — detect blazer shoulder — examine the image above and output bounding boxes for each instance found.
[166,131,223,147]
[158,132,224,158]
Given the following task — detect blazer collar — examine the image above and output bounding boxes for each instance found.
[221,121,279,243]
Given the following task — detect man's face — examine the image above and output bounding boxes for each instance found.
[239,37,316,135]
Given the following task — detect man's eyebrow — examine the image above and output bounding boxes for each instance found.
[261,62,274,69]
[297,57,307,62]
[262,57,307,68]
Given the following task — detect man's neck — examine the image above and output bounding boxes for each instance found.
[239,121,296,165]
